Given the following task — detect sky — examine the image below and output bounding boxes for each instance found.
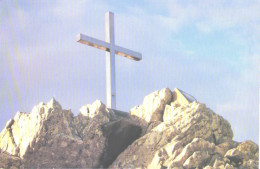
[0,0,259,143]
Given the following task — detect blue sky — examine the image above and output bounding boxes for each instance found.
[0,0,259,143]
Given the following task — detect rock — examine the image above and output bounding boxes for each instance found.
[213,158,225,168]
[79,100,109,118]
[110,89,240,169]
[183,151,210,168]
[216,140,238,157]
[0,152,21,168]
[0,87,258,168]
[0,98,74,158]
[172,88,196,105]
[165,138,215,167]
[236,140,259,161]
[225,163,235,169]
[0,99,141,168]
[100,119,141,167]
[222,140,259,169]
[163,102,233,145]
[240,159,259,169]
[225,148,244,166]
[130,88,172,122]
[111,100,234,168]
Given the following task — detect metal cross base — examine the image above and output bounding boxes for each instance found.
[77,12,142,109]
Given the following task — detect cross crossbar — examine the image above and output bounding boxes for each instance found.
[77,33,142,61]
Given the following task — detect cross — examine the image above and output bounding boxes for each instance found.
[77,11,142,109]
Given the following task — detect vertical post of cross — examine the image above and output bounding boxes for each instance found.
[105,11,116,109]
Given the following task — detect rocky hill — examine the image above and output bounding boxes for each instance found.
[0,88,258,168]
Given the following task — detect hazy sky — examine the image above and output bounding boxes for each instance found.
[0,0,259,143]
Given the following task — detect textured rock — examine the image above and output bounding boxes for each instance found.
[0,99,141,168]
[130,88,172,123]
[213,158,225,168]
[225,148,244,166]
[163,102,233,145]
[236,140,259,161]
[216,140,238,157]
[224,140,259,168]
[0,151,21,168]
[183,151,210,168]
[110,88,257,169]
[172,88,195,105]
[0,87,258,168]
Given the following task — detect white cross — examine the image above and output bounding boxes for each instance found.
[77,11,142,109]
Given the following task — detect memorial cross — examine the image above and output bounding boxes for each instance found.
[77,11,142,109]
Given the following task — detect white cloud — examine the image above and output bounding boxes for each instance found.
[147,0,260,40]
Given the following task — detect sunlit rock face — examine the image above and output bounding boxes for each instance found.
[0,99,141,168]
[130,88,172,122]
[0,88,259,169]
[110,101,236,168]
[111,88,258,169]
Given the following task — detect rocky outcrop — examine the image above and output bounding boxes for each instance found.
[110,88,258,169]
[0,88,258,168]
[110,100,236,168]
[0,99,141,168]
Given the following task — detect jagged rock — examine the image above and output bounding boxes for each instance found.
[183,151,210,168]
[225,148,244,166]
[111,95,234,169]
[216,140,238,157]
[163,102,233,145]
[236,140,259,161]
[0,98,74,158]
[79,100,110,118]
[213,158,225,168]
[172,88,196,105]
[130,88,172,122]
[224,140,259,168]
[165,138,215,168]
[0,88,258,168]
[0,99,141,168]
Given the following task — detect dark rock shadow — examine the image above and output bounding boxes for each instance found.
[100,119,142,168]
